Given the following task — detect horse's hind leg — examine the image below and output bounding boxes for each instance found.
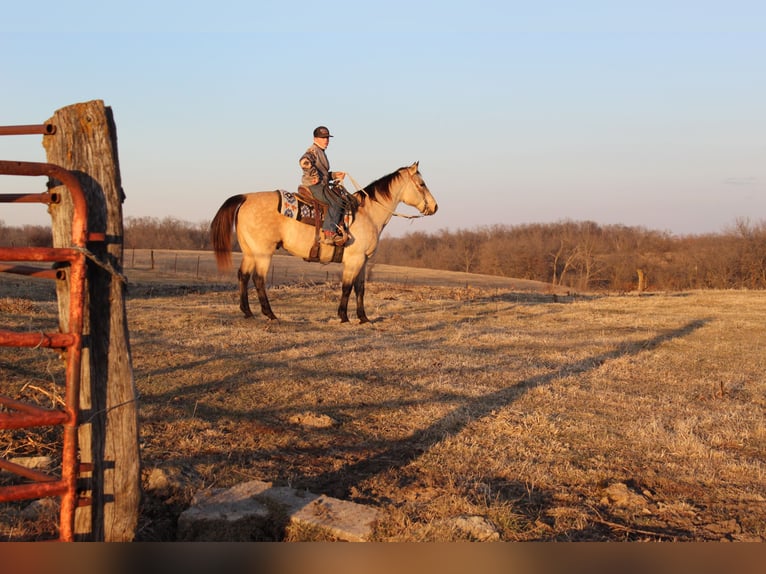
[238,268,254,318]
[238,255,276,320]
[238,269,276,320]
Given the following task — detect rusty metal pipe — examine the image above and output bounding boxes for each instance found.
[0,396,70,428]
[59,259,86,542]
[0,192,55,205]
[0,395,64,415]
[59,423,78,541]
[0,159,88,542]
[0,458,58,482]
[0,480,67,504]
[0,246,80,263]
[0,410,69,429]
[0,160,87,247]
[0,329,77,349]
[0,124,56,136]
[0,263,59,279]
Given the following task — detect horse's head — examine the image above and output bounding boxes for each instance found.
[401,162,438,216]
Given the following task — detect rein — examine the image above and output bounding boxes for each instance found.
[348,173,425,219]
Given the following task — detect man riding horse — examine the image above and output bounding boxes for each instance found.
[211,161,438,322]
[299,126,351,246]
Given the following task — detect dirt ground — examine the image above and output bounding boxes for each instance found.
[1,253,765,541]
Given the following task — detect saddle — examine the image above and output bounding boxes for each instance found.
[294,184,357,263]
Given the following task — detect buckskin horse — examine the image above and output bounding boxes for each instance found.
[210,162,438,322]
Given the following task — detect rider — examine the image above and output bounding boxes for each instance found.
[299,126,347,245]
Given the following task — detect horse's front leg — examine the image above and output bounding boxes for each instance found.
[338,282,352,323]
[353,268,369,323]
[338,258,369,323]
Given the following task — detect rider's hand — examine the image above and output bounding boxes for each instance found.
[333,171,346,181]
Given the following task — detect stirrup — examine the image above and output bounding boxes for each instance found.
[333,227,348,246]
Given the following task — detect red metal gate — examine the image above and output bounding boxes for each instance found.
[0,124,89,541]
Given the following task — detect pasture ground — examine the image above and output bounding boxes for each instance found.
[1,250,764,541]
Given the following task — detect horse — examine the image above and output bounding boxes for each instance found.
[210,162,438,323]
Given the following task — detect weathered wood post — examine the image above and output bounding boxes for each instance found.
[43,100,139,541]
[637,268,647,292]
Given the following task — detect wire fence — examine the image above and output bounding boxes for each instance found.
[125,249,343,286]
[124,249,557,292]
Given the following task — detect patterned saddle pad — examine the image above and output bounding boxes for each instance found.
[277,189,353,228]
[277,190,319,222]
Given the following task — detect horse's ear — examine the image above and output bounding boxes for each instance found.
[409,161,419,173]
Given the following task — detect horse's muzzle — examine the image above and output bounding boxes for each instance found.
[421,202,438,216]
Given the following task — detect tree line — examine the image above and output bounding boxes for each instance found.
[2,216,765,291]
[374,219,766,291]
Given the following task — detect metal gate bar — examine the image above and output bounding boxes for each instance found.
[0,155,89,542]
[0,124,57,136]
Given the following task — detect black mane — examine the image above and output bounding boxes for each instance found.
[356,168,404,202]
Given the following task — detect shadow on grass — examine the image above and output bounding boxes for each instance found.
[136,307,709,540]
[301,317,709,517]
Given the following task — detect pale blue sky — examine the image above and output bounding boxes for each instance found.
[1,1,764,237]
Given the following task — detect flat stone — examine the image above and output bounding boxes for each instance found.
[177,482,273,542]
[21,497,58,520]
[177,479,378,542]
[9,456,53,470]
[601,482,649,510]
[291,494,378,542]
[288,412,337,428]
[703,519,741,536]
[451,515,501,541]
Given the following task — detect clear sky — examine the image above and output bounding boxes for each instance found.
[1,1,764,237]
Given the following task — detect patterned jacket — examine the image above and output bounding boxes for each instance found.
[299,143,337,187]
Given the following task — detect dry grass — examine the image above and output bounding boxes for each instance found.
[1,250,765,541]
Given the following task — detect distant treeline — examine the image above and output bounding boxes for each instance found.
[375,219,766,291]
[3,216,766,291]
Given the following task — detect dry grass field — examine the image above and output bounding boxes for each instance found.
[1,250,765,541]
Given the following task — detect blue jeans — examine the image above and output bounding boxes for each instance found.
[309,183,344,233]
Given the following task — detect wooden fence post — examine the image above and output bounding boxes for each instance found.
[43,100,139,541]
[637,268,648,292]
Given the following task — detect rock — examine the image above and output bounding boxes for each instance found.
[288,412,336,428]
[291,494,377,541]
[601,482,649,510]
[9,456,53,470]
[731,532,763,542]
[452,515,500,541]
[144,468,171,496]
[177,479,378,542]
[21,498,58,520]
[702,519,741,538]
[178,482,273,541]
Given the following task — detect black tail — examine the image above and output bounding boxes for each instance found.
[210,194,245,271]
